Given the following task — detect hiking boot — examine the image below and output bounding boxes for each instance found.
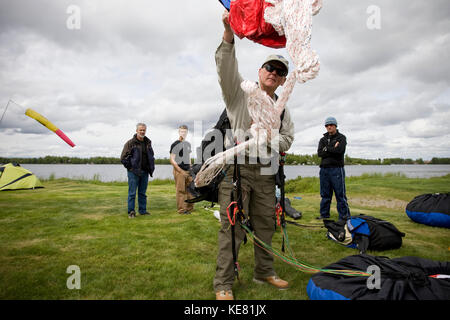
[128,211,136,219]
[253,276,289,290]
[139,211,150,216]
[215,290,234,300]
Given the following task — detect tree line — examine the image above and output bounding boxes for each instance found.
[0,156,171,165]
[1,155,449,165]
[286,154,450,165]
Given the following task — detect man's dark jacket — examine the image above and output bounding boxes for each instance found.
[317,130,347,168]
[120,134,155,177]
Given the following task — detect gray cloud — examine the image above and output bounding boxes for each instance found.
[0,0,449,160]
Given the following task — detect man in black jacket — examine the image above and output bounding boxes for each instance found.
[120,123,155,218]
[317,117,351,221]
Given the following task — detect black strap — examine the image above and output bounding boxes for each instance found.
[278,153,287,252]
[229,154,249,281]
[280,109,285,131]
[286,220,324,228]
[230,156,241,280]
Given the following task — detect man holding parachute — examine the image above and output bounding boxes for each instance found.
[213,10,295,300]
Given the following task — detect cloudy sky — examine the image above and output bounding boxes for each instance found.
[0,0,449,161]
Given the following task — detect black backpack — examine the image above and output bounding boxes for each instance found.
[324,214,405,254]
[187,108,285,204]
[359,215,405,251]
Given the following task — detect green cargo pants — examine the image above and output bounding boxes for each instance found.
[213,163,277,292]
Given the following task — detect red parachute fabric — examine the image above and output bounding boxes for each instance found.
[229,0,286,48]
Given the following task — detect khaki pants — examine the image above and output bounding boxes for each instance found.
[213,164,277,292]
[173,169,194,213]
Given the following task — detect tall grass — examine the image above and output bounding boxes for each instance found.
[285,176,320,193]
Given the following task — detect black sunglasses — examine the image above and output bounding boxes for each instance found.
[263,63,288,77]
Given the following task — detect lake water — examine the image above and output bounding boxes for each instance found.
[20,164,450,182]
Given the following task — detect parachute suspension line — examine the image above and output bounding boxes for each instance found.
[240,223,371,277]
[281,224,296,259]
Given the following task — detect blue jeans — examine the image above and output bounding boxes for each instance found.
[319,167,351,220]
[127,171,149,213]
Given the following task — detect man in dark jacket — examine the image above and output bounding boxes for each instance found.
[317,117,351,221]
[120,123,155,218]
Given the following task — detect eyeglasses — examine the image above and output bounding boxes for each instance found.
[263,64,288,77]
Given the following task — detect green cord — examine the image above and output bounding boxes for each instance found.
[241,223,370,277]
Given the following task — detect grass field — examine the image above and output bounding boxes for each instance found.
[0,173,449,300]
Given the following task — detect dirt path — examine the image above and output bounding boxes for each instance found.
[349,197,408,210]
